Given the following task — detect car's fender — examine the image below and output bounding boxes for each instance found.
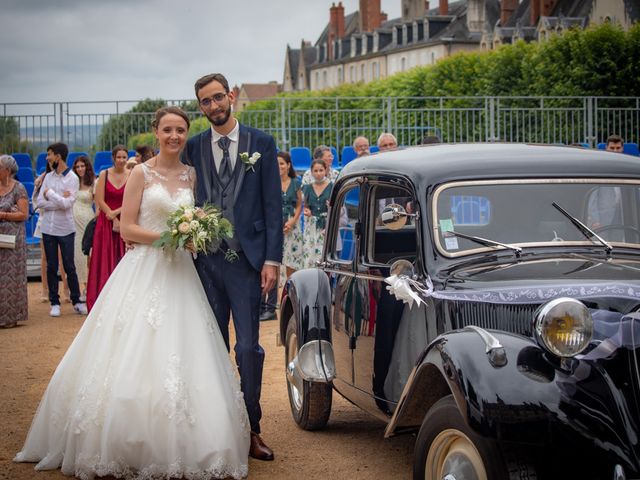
[386,327,535,436]
[386,328,559,440]
[279,268,332,348]
[388,325,638,450]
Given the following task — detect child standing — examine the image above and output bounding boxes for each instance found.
[302,159,332,269]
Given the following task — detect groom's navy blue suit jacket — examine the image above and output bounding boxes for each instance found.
[182,123,283,271]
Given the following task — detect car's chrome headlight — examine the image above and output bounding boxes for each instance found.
[534,298,593,357]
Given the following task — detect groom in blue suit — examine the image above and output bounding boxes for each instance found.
[183,73,282,461]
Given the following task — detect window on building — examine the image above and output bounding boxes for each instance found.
[338,66,344,84]
[323,70,328,87]
[350,65,355,82]
[361,64,366,82]
[401,57,406,71]
[372,62,379,80]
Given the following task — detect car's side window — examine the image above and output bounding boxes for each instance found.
[327,184,360,262]
[368,184,417,265]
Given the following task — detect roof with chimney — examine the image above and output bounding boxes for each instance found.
[502,0,639,28]
[284,0,638,91]
[311,0,501,66]
[316,11,360,46]
[239,83,281,102]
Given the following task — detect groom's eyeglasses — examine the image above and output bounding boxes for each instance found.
[199,93,228,108]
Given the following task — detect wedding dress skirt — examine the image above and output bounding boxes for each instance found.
[15,170,250,479]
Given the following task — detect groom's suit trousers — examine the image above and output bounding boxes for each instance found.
[195,249,264,434]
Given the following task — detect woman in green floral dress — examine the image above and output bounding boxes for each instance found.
[279,151,303,278]
[302,159,332,269]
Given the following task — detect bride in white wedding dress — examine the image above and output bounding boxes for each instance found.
[14,107,250,480]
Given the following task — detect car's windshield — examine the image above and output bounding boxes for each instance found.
[433,179,640,257]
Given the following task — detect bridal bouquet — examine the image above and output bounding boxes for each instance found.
[153,204,237,261]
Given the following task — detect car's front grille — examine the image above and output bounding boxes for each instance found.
[449,301,539,337]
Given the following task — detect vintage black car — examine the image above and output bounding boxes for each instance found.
[279,143,640,480]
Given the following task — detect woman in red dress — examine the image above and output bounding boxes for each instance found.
[86,145,130,310]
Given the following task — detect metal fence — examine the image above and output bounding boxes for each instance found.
[2,96,639,160]
[242,96,640,150]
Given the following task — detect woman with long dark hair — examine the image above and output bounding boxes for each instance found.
[85,145,130,310]
[278,151,303,278]
[71,155,95,299]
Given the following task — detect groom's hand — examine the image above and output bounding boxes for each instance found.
[261,264,278,295]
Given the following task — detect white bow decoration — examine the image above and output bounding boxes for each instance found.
[384,274,424,309]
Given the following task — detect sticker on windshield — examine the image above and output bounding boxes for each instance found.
[440,219,459,250]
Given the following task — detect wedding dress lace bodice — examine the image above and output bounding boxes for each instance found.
[138,162,195,233]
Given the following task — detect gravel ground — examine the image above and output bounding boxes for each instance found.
[0,282,415,480]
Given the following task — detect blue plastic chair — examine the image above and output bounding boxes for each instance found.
[290,147,312,172]
[451,196,491,225]
[330,146,339,168]
[340,227,355,261]
[370,146,380,154]
[596,142,606,150]
[345,188,359,208]
[623,143,639,156]
[21,181,35,200]
[341,146,357,167]
[16,167,35,183]
[36,152,48,174]
[25,212,40,246]
[12,153,32,169]
[128,150,136,158]
[67,152,89,165]
[94,151,114,173]
[21,181,35,214]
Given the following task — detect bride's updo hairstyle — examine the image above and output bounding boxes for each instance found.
[152,106,190,130]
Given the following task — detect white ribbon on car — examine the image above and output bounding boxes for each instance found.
[384,275,434,309]
[384,276,640,308]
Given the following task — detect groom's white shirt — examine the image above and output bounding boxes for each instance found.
[210,120,239,173]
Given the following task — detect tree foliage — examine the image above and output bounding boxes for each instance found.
[0,117,28,157]
[245,23,639,111]
[97,98,168,150]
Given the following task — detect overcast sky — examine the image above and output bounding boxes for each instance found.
[0,0,401,104]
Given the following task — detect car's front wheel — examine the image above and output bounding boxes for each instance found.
[284,313,332,430]
[413,395,537,480]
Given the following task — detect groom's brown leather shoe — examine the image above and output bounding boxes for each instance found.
[249,432,274,461]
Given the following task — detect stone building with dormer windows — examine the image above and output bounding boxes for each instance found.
[283,0,639,92]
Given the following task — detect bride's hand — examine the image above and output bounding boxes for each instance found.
[185,240,196,254]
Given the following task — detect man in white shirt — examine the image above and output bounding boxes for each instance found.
[36,142,87,317]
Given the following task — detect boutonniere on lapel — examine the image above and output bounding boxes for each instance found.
[239,151,261,172]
